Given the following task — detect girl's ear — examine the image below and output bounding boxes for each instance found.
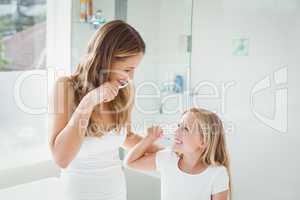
[199,141,207,149]
[198,133,207,149]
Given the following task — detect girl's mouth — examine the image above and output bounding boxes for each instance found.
[118,80,129,89]
[174,138,183,145]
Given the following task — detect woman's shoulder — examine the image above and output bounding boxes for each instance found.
[55,75,73,86]
[52,76,76,115]
[54,76,75,95]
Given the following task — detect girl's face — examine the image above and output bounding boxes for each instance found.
[109,53,143,86]
[172,112,206,154]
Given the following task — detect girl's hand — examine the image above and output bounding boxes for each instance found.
[146,126,163,142]
[86,81,121,107]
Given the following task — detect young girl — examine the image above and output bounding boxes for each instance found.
[124,107,231,200]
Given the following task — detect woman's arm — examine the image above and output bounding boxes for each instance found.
[124,126,163,171]
[48,77,95,168]
[49,77,119,168]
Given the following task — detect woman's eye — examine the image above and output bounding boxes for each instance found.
[124,69,130,72]
[184,127,189,131]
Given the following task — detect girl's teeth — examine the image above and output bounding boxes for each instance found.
[174,138,182,144]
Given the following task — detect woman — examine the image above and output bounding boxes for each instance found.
[49,20,160,200]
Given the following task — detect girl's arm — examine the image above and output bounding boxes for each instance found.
[124,126,163,171]
[211,191,229,200]
[122,130,163,153]
[121,105,163,153]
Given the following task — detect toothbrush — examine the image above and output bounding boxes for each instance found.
[103,81,129,102]
[118,80,129,89]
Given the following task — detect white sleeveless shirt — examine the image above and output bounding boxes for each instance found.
[60,128,127,200]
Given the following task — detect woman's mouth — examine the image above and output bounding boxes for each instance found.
[118,80,129,88]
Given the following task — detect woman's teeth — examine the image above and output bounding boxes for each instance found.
[118,80,128,88]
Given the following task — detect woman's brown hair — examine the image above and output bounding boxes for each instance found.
[70,20,145,136]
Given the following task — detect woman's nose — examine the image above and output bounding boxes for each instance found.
[128,71,134,80]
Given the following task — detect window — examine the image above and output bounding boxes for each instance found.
[0,0,46,71]
[0,0,48,170]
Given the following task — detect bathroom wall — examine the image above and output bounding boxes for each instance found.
[191,0,300,199]
[0,70,60,189]
[70,0,193,133]
[71,0,115,70]
[127,0,193,134]
[2,0,298,199]
[0,71,49,170]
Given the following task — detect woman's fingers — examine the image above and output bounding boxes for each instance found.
[102,81,120,102]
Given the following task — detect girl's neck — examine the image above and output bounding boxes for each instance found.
[180,150,207,174]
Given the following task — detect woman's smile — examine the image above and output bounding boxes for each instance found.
[118,79,129,88]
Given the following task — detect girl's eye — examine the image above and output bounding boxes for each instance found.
[178,123,189,131]
[124,69,130,72]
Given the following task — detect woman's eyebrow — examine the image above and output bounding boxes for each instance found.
[116,65,133,69]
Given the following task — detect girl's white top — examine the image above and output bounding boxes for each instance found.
[60,128,127,200]
[156,148,229,200]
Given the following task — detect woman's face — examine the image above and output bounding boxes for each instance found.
[109,52,144,86]
[172,112,206,154]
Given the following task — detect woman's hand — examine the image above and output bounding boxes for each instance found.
[145,126,163,142]
[85,81,121,107]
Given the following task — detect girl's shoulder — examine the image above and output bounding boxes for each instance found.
[208,165,230,195]
[208,165,227,174]
[155,148,179,170]
[207,165,229,181]
[157,148,179,160]
[209,165,227,171]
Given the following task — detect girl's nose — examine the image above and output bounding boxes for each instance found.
[175,128,180,137]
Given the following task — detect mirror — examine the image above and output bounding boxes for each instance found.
[71,0,194,143]
[70,1,299,200]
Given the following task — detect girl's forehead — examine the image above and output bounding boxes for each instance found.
[181,112,197,127]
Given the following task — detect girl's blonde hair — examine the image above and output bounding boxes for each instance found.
[70,20,145,136]
[182,107,232,199]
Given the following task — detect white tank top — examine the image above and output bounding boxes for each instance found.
[60,128,127,200]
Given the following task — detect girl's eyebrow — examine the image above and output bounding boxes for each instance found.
[184,122,192,129]
[181,121,188,128]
